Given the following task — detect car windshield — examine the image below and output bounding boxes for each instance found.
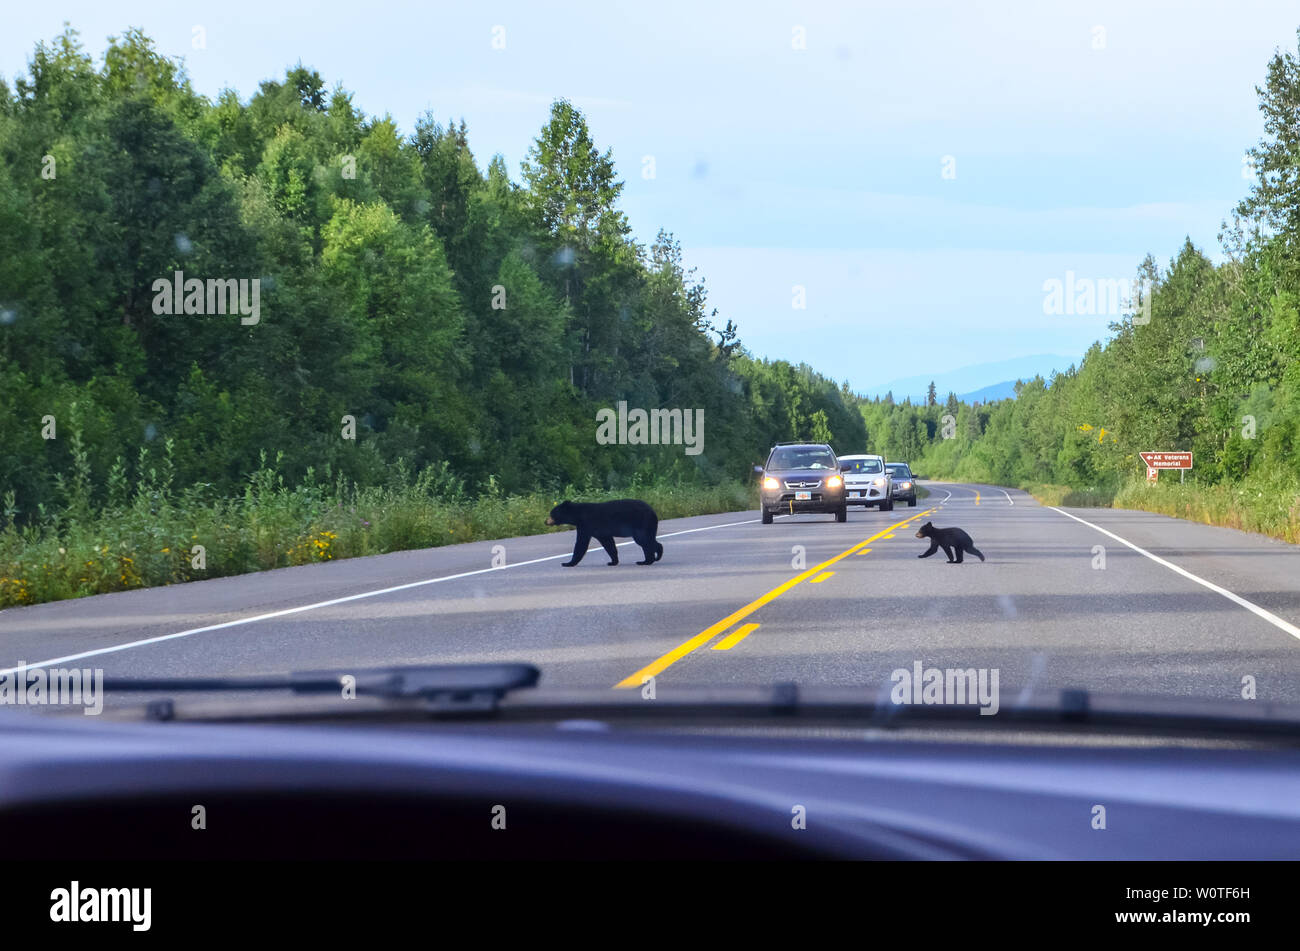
[2,5,1299,758]
[768,448,837,469]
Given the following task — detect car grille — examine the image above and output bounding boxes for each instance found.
[783,479,823,489]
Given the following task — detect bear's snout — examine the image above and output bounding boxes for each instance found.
[915,529,924,538]
[545,517,555,526]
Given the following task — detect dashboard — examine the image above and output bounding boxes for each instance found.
[3,712,1299,859]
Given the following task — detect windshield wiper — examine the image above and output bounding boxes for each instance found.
[92,672,1300,738]
[461,684,1300,738]
[101,663,540,720]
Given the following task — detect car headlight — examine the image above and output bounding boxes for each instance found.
[873,477,885,486]
[762,477,779,490]
[826,475,843,489]
[901,481,912,489]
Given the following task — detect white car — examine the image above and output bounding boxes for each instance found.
[838,454,894,510]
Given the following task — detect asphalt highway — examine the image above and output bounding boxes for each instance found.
[2,483,1299,706]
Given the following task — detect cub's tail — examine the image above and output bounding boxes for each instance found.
[654,541,664,562]
[968,545,985,562]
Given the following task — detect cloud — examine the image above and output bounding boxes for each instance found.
[680,246,1150,390]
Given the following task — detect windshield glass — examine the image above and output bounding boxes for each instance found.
[768,448,837,469]
[2,4,1299,754]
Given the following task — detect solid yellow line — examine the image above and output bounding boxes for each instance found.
[810,571,834,583]
[974,490,981,505]
[712,623,760,651]
[613,509,933,687]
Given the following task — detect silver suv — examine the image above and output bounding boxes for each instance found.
[838,454,894,510]
[754,442,848,524]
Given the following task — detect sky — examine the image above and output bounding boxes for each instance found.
[4,1,1297,391]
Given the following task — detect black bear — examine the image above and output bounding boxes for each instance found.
[545,499,664,567]
[915,521,985,564]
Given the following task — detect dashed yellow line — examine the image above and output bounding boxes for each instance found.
[974,490,981,505]
[712,623,760,651]
[613,509,934,687]
[810,570,835,582]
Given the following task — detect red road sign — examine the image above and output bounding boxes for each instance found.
[1140,451,1193,469]
[1146,466,1159,482]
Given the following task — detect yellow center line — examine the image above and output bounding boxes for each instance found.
[810,571,834,583]
[613,508,934,687]
[711,623,760,651]
[974,490,981,505]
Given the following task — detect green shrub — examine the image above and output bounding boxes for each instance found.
[0,461,758,609]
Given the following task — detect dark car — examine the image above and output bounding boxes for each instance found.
[886,462,919,507]
[754,442,847,523]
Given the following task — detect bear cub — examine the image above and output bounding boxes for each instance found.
[546,499,664,567]
[915,521,985,564]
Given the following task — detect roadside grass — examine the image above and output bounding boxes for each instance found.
[1018,478,1300,545]
[1111,477,1300,544]
[1019,483,1117,508]
[0,452,758,609]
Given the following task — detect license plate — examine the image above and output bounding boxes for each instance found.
[795,491,811,500]
[852,491,864,498]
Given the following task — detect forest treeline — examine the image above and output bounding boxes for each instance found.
[0,27,864,526]
[859,31,1300,540]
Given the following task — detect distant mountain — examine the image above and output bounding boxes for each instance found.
[862,354,1076,404]
[958,380,1019,403]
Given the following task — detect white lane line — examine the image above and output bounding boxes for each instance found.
[1048,506,1300,643]
[1002,489,1014,506]
[0,513,776,675]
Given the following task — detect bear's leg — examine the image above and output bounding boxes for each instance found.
[918,541,939,558]
[940,543,955,562]
[598,535,619,565]
[967,544,985,562]
[953,547,964,563]
[632,530,656,565]
[562,530,591,567]
[654,541,664,562]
